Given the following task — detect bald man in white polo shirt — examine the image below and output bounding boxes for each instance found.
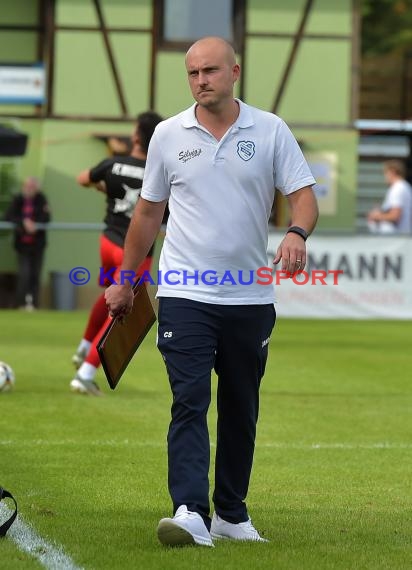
[106,36,318,547]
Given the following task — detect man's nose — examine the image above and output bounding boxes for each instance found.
[198,72,208,85]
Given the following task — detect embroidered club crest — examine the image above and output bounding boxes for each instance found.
[237,140,255,161]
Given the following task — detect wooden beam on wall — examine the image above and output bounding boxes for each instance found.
[92,0,128,117]
[350,0,361,123]
[271,0,314,115]
[44,0,56,117]
[150,0,161,110]
[237,0,247,101]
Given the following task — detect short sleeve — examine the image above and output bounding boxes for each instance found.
[385,183,407,209]
[273,120,316,195]
[89,159,113,183]
[140,129,170,202]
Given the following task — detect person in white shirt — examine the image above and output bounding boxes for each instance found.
[105,36,318,547]
[367,159,412,234]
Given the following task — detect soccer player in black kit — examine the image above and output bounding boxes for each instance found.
[70,111,163,395]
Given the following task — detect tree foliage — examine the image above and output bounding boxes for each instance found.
[362,0,412,55]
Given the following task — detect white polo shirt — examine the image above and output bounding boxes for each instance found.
[381,179,412,234]
[141,99,316,304]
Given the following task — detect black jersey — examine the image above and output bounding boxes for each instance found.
[89,155,146,247]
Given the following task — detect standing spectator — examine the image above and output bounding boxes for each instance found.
[4,177,51,310]
[367,159,412,234]
[70,111,163,396]
[105,37,318,546]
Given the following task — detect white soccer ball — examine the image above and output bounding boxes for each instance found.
[0,362,15,392]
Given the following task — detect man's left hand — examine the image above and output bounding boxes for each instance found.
[273,233,306,274]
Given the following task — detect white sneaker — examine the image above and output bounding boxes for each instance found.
[210,512,268,542]
[72,348,87,369]
[70,376,102,396]
[157,505,214,547]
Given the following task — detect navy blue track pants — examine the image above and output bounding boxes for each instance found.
[157,297,276,527]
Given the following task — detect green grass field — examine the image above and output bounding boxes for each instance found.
[0,310,411,569]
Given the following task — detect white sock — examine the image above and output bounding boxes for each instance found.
[78,362,97,381]
[77,339,91,355]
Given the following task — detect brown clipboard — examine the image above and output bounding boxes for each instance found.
[97,280,157,390]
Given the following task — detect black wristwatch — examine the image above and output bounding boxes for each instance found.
[286,225,308,241]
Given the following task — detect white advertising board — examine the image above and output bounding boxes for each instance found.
[0,65,45,104]
[267,233,412,319]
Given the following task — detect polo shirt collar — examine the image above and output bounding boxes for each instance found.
[181,98,254,129]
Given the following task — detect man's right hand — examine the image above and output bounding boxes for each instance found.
[105,283,134,318]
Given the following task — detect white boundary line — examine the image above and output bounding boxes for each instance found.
[1,439,411,449]
[259,442,412,449]
[0,504,83,570]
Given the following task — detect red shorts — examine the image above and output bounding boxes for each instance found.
[99,234,153,287]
